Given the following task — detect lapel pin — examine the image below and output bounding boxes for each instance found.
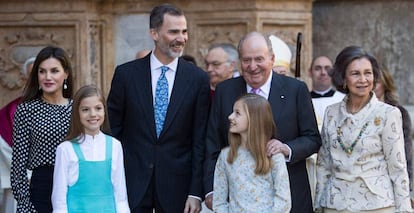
[281,95,285,99]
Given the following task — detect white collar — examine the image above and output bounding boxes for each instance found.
[150,52,179,72]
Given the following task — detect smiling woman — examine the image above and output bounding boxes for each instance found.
[10,46,74,212]
[315,46,412,213]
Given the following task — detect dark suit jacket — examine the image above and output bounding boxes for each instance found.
[204,74,321,213]
[107,54,210,212]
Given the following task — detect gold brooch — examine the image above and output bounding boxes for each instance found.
[374,117,381,126]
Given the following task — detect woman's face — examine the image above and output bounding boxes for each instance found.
[373,80,385,100]
[345,58,374,99]
[38,57,68,98]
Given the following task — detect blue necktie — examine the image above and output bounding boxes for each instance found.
[154,66,169,137]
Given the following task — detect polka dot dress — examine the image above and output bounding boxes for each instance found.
[11,98,72,212]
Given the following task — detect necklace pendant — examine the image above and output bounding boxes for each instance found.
[345,148,352,155]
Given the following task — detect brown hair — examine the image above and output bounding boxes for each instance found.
[227,94,276,175]
[22,46,73,102]
[377,66,399,106]
[331,46,379,94]
[65,85,111,142]
[150,4,184,31]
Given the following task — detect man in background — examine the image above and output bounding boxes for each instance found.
[204,43,239,99]
[309,55,344,125]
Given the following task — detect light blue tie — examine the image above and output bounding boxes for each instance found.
[154,66,169,137]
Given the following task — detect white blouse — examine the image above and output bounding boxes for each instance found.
[52,131,130,213]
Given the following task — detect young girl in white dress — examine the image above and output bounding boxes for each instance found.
[213,93,291,213]
[52,85,130,213]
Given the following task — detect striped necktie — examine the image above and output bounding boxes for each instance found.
[250,88,260,94]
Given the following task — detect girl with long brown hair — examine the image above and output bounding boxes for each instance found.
[213,94,291,212]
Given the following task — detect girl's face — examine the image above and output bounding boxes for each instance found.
[345,58,374,99]
[79,95,105,136]
[38,57,68,98]
[228,100,249,135]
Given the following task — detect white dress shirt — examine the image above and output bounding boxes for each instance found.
[150,52,178,103]
[52,132,130,213]
[246,71,273,99]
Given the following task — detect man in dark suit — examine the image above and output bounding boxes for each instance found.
[203,32,321,212]
[107,4,210,213]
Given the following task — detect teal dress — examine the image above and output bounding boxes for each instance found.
[67,135,116,213]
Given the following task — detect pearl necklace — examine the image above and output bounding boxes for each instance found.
[336,121,369,155]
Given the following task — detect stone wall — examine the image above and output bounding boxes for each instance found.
[0,0,313,108]
[0,1,113,106]
[313,0,414,105]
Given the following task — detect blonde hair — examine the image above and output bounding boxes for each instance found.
[227,94,276,175]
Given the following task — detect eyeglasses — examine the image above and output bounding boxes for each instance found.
[205,61,228,69]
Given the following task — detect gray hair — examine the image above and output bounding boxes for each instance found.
[208,43,239,64]
[237,32,274,58]
[22,56,36,76]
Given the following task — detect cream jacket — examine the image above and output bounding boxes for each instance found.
[315,94,412,212]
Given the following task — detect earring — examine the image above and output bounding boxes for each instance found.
[343,83,347,90]
[63,79,68,90]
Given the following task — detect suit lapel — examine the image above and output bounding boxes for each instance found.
[159,59,190,138]
[268,74,285,122]
[133,56,157,136]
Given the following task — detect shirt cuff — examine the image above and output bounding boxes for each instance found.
[285,144,292,162]
[205,191,213,198]
[188,195,201,201]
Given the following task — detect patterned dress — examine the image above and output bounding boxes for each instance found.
[315,94,412,212]
[213,147,291,213]
[11,98,72,212]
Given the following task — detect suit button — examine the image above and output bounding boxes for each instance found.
[149,163,154,169]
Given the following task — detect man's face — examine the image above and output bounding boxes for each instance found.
[239,35,274,89]
[151,14,188,62]
[204,47,234,89]
[310,56,333,91]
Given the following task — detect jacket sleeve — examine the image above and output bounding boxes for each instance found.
[212,151,229,213]
[382,107,412,212]
[271,153,291,212]
[11,104,36,212]
[314,108,332,210]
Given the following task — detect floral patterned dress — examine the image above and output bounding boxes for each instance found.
[213,147,291,213]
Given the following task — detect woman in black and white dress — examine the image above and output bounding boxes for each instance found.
[11,46,74,212]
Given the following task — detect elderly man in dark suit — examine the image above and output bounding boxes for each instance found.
[107,4,210,213]
[204,32,321,213]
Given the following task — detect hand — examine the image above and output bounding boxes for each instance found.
[205,194,213,210]
[183,197,201,213]
[266,139,289,157]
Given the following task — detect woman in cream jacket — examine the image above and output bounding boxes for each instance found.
[315,46,412,213]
